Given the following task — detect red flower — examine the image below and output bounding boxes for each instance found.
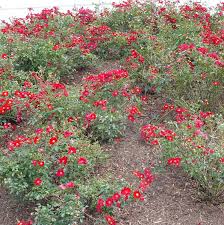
[17,220,32,225]
[138,55,145,63]
[105,215,116,225]
[1,53,8,59]
[1,91,8,96]
[56,168,65,177]
[131,49,138,58]
[197,47,208,55]
[52,44,60,51]
[207,52,219,60]
[112,193,121,202]
[133,190,141,199]
[34,178,42,186]
[63,131,73,138]
[194,119,204,128]
[116,202,121,208]
[58,156,68,165]
[13,139,22,148]
[163,104,170,110]
[112,90,119,97]
[215,60,224,67]
[128,114,135,122]
[38,161,44,167]
[67,117,74,122]
[96,198,104,213]
[129,106,141,115]
[32,160,37,166]
[68,146,77,154]
[212,81,220,86]
[166,136,174,141]
[33,136,40,144]
[66,181,75,188]
[49,136,58,145]
[178,43,194,51]
[46,125,53,133]
[151,139,159,145]
[82,90,89,96]
[141,95,148,102]
[78,157,88,165]
[85,112,97,122]
[47,104,53,110]
[168,157,181,167]
[220,158,224,164]
[105,197,113,207]
[59,181,75,190]
[121,187,131,198]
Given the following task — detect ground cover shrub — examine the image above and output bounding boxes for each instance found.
[96,167,154,224]
[0,121,118,225]
[0,71,72,127]
[0,70,38,127]
[78,69,143,142]
[0,7,97,79]
[92,1,159,61]
[90,28,129,60]
[99,0,155,32]
[0,68,144,144]
[141,105,224,201]
[118,1,224,110]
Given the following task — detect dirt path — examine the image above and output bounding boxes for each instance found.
[0,187,32,225]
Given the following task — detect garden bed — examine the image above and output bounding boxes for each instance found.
[0,1,223,225]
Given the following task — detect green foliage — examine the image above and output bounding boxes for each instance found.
[160,112,224,200]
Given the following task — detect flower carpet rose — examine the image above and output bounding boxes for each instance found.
[0,0,223,224]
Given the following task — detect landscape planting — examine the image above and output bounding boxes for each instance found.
[0,0,223,224]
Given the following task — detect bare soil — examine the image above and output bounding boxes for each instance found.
[0,187,32,225]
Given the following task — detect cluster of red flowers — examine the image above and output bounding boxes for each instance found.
[85,112,97,122]
[17,220,32,225]
[126,49,145,69]
[177,42,224,69]
[5,122,89,188]
[128,105,142,122]
[59,181,75,190]
[126,32,138,45]
[140,123,176,144]
[0,77,71,130]
[97,168,154,225]
[83,69,129,86]
[77,8,96,24]
[88,25,111,36]
[93,99,107,110]
[0,95,13,115]
[112,0,132,9]
[167,157,181,167]
[133,167,154,192]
